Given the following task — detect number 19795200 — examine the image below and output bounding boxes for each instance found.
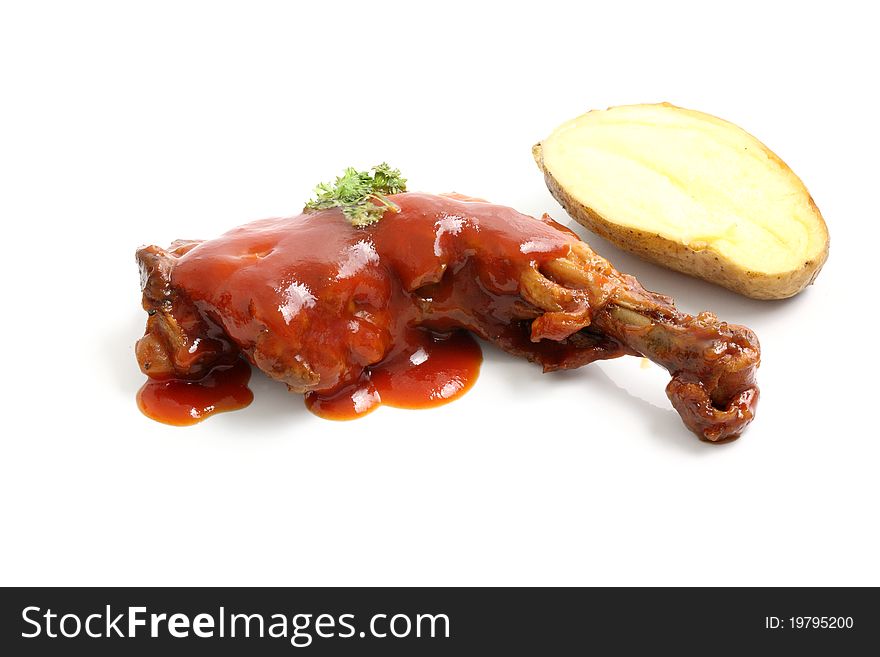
[793,616,853,629]
[765,617,854,629]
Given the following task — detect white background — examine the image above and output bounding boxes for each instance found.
[1,1,877,586]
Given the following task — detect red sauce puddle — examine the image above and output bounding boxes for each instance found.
[137,358,254,426]
[137,330,482,425]
[305,329,482,420]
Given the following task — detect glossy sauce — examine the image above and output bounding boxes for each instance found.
[137,358,253,426]
[305,329,482,419]
[137,192,585,425]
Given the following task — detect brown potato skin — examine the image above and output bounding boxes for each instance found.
[533,142,829,300]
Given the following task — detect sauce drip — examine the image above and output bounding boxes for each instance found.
[137,358,254,426]
[305,329,482,420]
[136,192,585,426]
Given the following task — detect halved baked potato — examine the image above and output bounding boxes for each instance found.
[534,103,829,299]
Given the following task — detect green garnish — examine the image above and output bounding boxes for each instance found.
[306,163,407,227]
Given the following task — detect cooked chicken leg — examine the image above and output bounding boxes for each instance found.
[137,192,759,440]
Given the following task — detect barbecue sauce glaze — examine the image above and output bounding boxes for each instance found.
[137,193,579,425]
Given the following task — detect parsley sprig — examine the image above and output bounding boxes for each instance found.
[306,163,407,227]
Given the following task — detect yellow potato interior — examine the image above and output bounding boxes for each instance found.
[541,104,826,275]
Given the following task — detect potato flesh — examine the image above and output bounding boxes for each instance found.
[541,104,826,276]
